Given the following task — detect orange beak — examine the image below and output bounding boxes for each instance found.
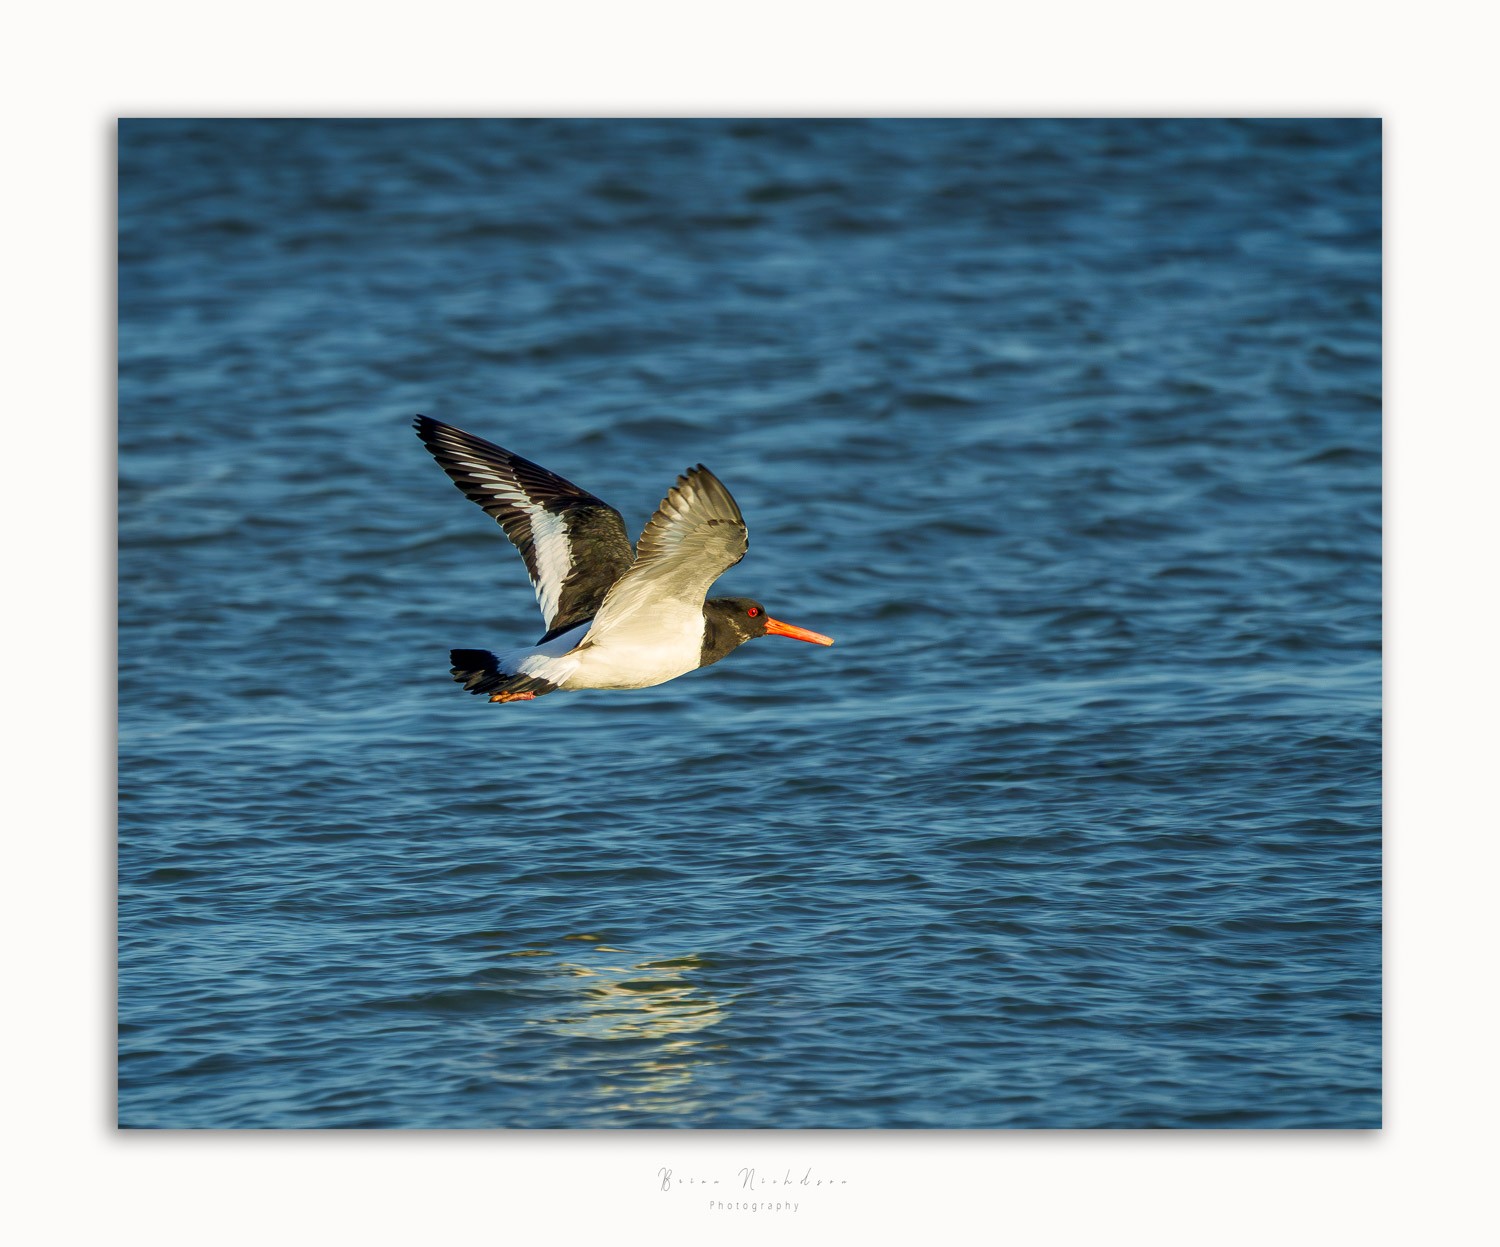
[763,616,835,646]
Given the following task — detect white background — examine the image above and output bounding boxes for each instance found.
[4,1,1496,1242]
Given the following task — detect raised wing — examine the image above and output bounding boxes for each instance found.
[581,465,748,645]
[414,416,636,640]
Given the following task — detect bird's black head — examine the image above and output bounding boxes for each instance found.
[707,596,771,645]
[700,596,834,668]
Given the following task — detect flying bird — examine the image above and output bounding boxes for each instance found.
[413,416,834,702]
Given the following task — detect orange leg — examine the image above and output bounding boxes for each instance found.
[489,690,537,703]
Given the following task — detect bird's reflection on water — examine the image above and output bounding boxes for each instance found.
[474,935,728,1119]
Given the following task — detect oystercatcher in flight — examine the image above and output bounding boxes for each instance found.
[413,416,834,702]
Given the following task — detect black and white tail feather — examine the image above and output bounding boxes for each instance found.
[448,650,557,699]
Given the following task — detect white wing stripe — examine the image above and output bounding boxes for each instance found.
[447,454,574,624]
[528,509,571,627]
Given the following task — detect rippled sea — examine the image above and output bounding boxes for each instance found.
[118,119,1381,1128]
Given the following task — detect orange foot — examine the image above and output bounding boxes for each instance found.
[489,690,537,703]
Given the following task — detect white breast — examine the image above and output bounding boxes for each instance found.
[494,611,706,692]
[563,605,705,690]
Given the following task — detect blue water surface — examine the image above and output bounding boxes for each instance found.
[118,119,1381,1128]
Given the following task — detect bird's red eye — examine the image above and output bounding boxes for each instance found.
[747,607,759,617]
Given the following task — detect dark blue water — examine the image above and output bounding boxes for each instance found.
[118,119,1381,1128]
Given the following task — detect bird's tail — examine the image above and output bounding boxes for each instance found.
[449,650,557,700]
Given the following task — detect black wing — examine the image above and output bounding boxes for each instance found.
[413,416,636,640]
